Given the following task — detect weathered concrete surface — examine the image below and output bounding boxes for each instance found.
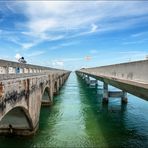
[0,59,70,136]
[76,60,148,101]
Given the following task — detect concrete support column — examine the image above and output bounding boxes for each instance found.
[54,79,59,95]
[49,75,53,102]
[59,77,62,88]
[86,75,90,85]
[63,76,65,83]
[64,76,66,82]
[121,91,128,103]
[95,79,98,88]
[103,82,108,103]
[57,79,60,91]
[61,77,64,85]
[82,74,85,79]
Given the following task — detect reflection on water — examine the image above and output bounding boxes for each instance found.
[0,72,148,147]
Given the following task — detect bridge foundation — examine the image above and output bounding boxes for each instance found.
[121,91,128,103]
[82,73,85,80]
[103,82,109,103]
[76,72,128,104]
[89,80,98,87]
[82,75,98,88]
[85,75,90,85]
[103,83,128,104]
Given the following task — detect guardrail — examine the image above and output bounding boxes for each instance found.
[0,59,65,75]
[80,60,148,83]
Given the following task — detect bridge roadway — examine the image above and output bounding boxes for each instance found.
[0,59,70,136]
[76,60,148,102]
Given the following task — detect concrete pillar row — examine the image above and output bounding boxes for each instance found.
[76,72,128,104]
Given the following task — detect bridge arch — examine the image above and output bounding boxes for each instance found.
[0,106,33,135]
[41,86,52,106]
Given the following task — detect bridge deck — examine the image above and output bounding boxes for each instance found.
[77,60,148,101]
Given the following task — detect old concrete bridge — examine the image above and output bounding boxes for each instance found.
[1,59,148,136]
[0,59,70,136]
[76,60,148,103]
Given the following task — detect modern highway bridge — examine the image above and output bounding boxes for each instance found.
[76,60,148,103]
[0,59,70,136]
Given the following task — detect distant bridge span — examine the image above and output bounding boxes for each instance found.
[76,60,148,102]
[0,59,70,135]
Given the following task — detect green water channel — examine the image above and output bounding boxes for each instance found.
[0,72,148,147]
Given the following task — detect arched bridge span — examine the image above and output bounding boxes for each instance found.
[0,59,70,135]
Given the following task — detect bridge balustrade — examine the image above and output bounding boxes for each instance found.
[0,59,67,78]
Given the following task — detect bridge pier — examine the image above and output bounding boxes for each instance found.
[82,75,98,88]
[49,76,53,102]
[103,82,109,103]
[53,73,69,95]
[59,77,63,88]
[41,88,52,106]
[92,80,98,87]
[103,82,128,104]
[82,73,86,80]
[121,91,128,103]
[57,79,60,92]
[76,72,128,104]
[85,75,90,85]
[41,74,55,106]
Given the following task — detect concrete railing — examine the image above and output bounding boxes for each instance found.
[80,60,148,83]
[0,59,66,76]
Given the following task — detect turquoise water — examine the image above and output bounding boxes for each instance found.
[0,72,148,147]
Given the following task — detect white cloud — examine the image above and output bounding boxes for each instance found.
[49,41,79,50]
[52,60,64,68]
[26,51,45,58]
[3,1,148,50]
[91,24,98,33]
[22,42,37,50]
[131,31,148,38]
[15,53,21,60]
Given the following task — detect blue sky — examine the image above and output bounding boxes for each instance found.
[0,1,148,70]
